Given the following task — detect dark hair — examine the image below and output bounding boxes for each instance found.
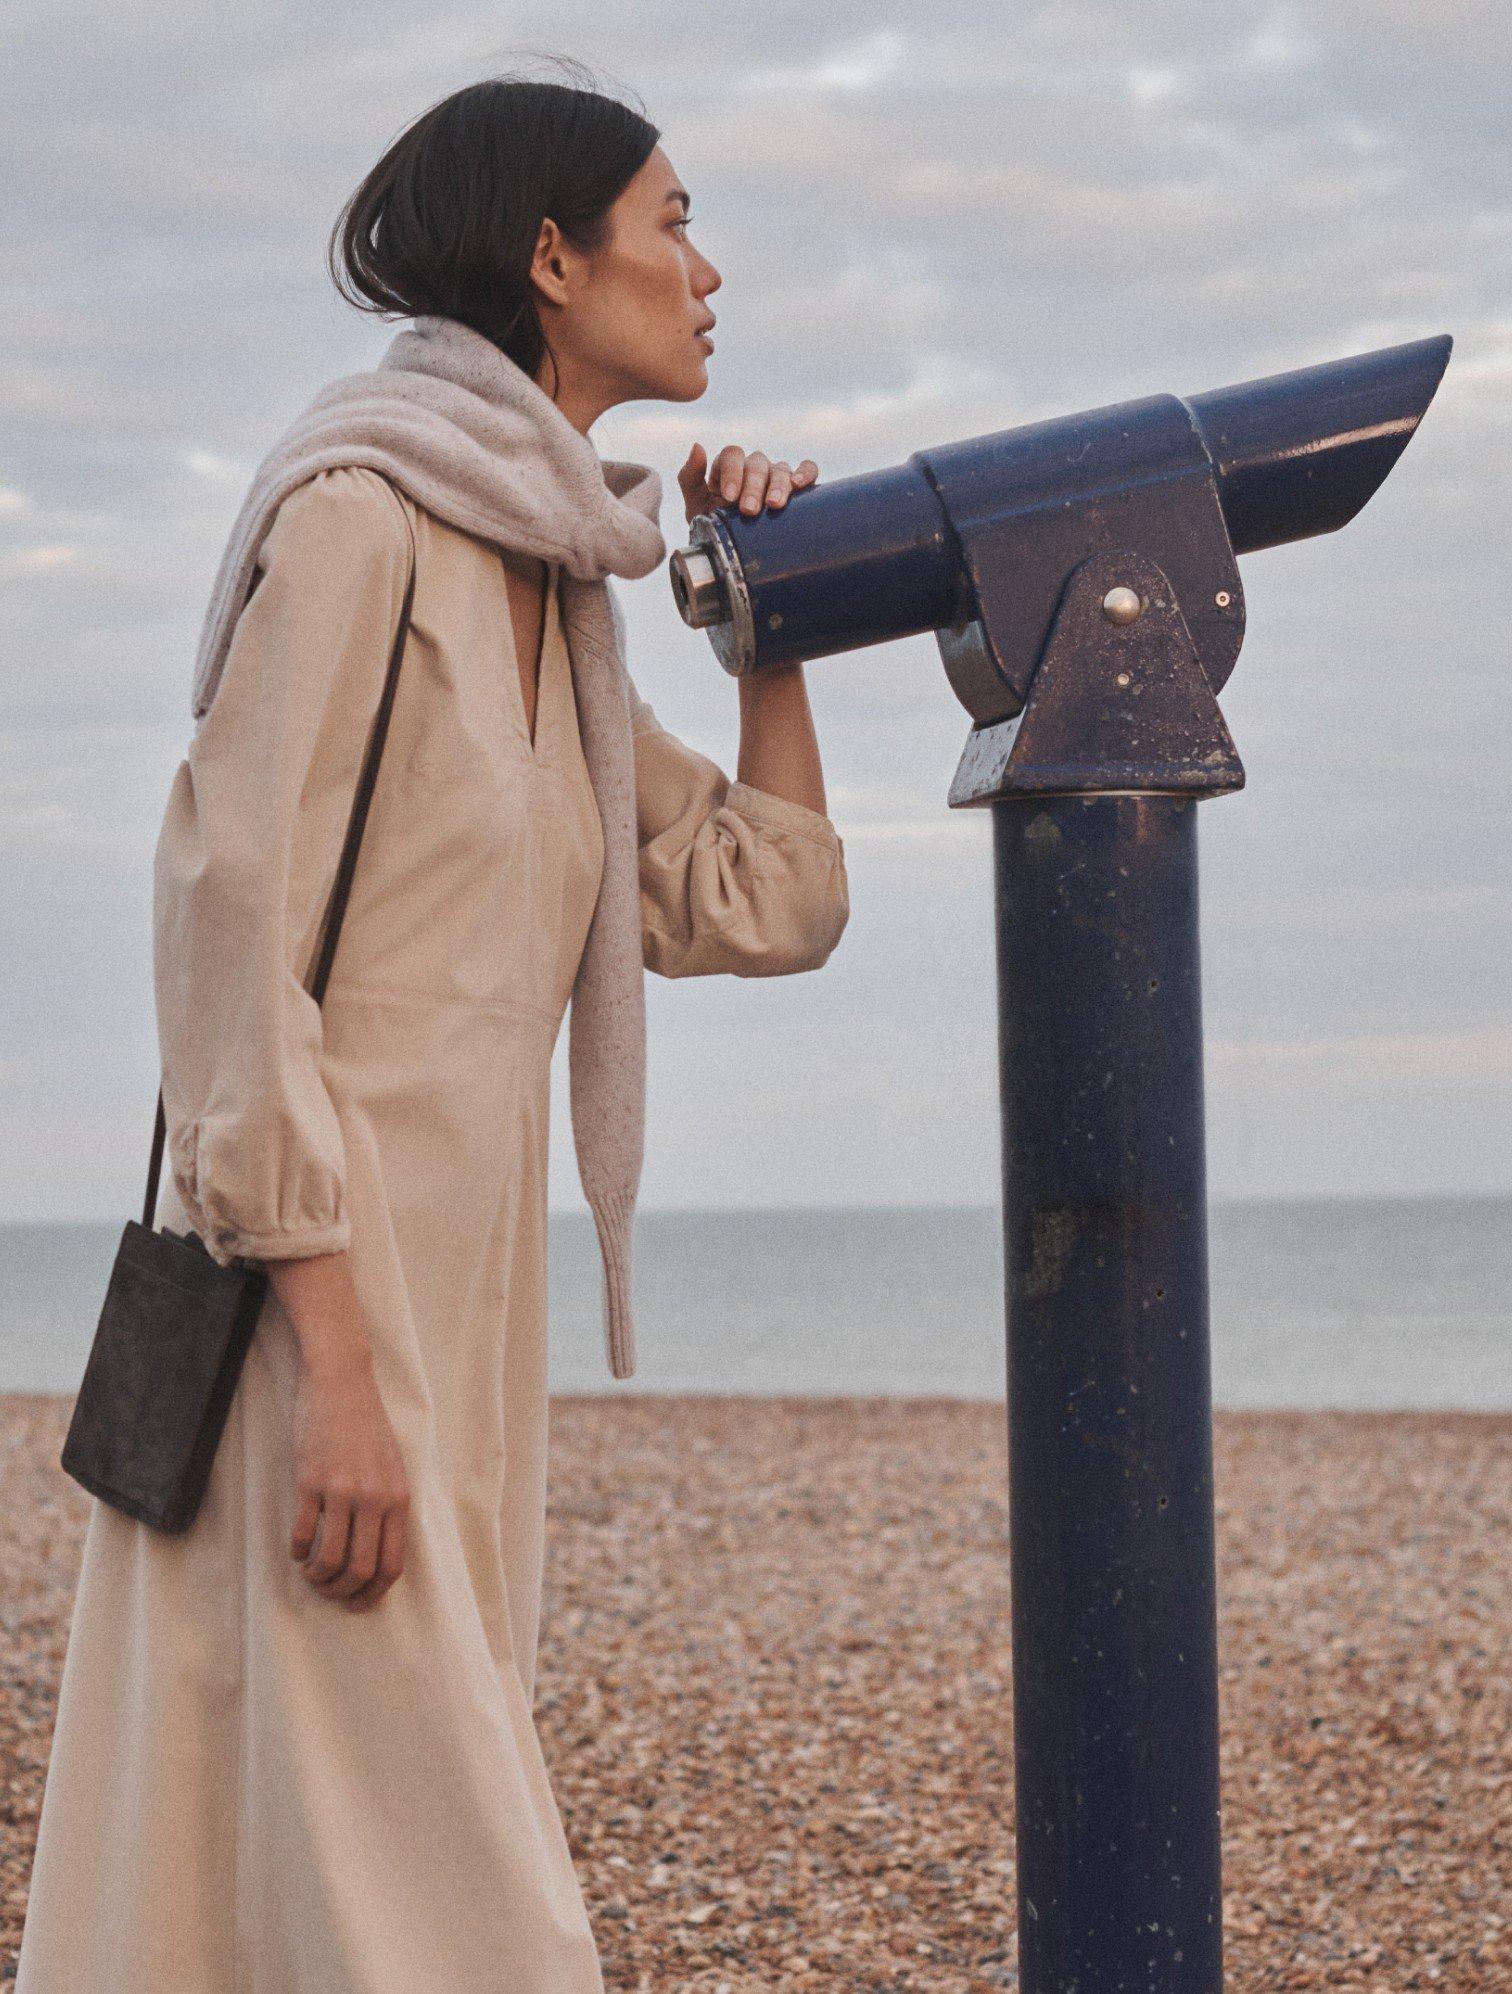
[328,59,660,384]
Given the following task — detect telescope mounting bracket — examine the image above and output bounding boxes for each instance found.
[947,549,1246,807]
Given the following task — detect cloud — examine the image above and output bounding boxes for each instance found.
[1127,65,1189,104]
[1243,11,1319,70]
[6,544,78,573]
[182,447,256,489]
[743,29,909,95]
[1208,1027,1512,1087]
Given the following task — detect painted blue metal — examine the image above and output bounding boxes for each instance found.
[995,789,1223,1990]
[676,335,1452,715]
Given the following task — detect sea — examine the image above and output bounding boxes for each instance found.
[2,1195,1507,1408]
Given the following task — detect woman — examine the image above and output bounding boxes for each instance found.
[16,71,848,1992]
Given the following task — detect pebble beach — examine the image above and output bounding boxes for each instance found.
[2,1393,1506,1989]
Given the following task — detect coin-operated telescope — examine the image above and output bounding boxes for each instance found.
[671,336,1452,1994]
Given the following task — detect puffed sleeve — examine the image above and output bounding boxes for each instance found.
[629,678,850,979]
[152,466,413,1266]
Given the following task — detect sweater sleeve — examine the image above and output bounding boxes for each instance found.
[628,678,850,980]
[151,466,413,1265]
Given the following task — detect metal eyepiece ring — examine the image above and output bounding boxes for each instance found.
[668,514,755,674]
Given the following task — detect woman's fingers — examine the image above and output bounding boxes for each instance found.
[713,444,747,502]
[300,1497,352,1586]
[677,441,708,498]
[681,446,821,523]
[323,1501,384,1599]
[344,1505,408,1611]
[729,451,818,510]
[294,1489,408,1608]
[290,1485,322,1563]
[736,453,773,514]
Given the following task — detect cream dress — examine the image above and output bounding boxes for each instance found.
[16,467,849,1992]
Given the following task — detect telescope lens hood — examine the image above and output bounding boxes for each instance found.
[1183,333,1452,554]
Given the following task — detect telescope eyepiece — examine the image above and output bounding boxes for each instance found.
[669,544,729,630]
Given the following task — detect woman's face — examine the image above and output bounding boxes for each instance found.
[530,144,721,424]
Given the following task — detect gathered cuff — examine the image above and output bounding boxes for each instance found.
[167,1114,350,1269]
[723,778,842,851]
[171,1201,352,1270]
[214,1219,353,1267]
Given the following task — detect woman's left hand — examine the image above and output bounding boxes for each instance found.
[677,443,818,526]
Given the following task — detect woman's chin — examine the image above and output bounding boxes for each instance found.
[660,356,713,404]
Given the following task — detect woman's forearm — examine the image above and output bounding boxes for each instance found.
[734,662,828,817]
[266,1249,376,1378]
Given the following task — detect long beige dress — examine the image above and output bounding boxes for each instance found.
[16,466,849,1992]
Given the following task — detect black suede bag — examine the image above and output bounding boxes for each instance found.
[61,533,417,1533]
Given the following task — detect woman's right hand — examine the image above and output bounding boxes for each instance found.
[268,1251,411,1610]
[288,1351,411,1609]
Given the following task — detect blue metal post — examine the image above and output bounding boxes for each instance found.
[995,792,1223,1990]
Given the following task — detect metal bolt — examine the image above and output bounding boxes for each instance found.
[1215,590,1231,608]
[1102,586,1143,626]
[1116,671,1132,687]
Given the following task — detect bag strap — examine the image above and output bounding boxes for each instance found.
[143,517,419,1231]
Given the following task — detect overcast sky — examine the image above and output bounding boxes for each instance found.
[3,1,1508,1224]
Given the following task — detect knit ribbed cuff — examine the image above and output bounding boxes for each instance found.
[589,1188,637,1379]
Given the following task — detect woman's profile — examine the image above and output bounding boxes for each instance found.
[15,63,848,1991]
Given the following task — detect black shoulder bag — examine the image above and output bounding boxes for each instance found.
[60,531,418,1534]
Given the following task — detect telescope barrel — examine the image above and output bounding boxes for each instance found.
[1182,334,1453,554]
[671,461,958,677]
[669,335,1452,682]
